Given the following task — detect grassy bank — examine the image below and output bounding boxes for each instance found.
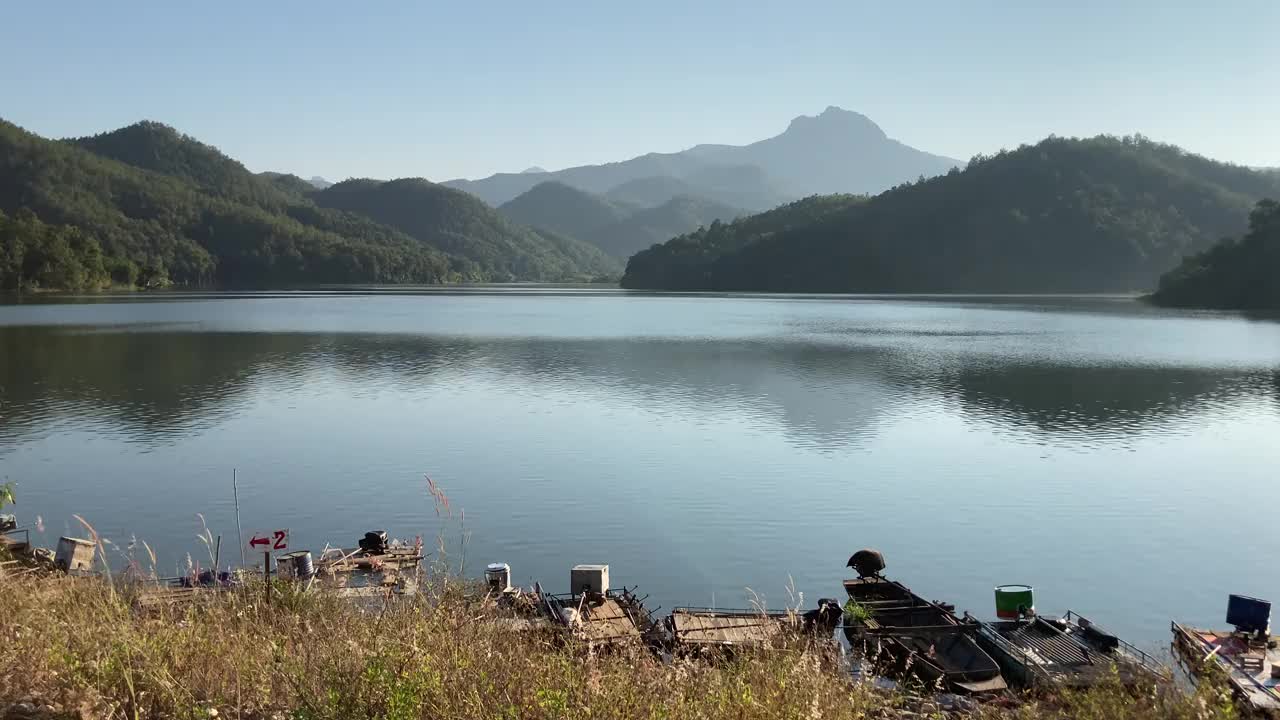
[0,569,1242,720]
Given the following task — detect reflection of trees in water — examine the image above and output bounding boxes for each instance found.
[0,329,472,449]
[936,364,1266,438]
[0,329,908,451]
[1,325,1273,451]
[486,339,911,450]
[0,328,308,447]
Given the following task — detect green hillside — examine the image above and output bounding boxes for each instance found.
[0,119,452,289]
[313,178,620,281]
[497,181,631,243]
[622,195,865,289]
[1,119,620,289]
[622,136,1280,293]
[591,195,745,260]
[1150,200,1280,309]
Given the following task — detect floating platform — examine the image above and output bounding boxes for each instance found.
[668,607,790,649]
[978,615,1161,688]
[317,546,423,574]
[0,527,30,556]
[1172,622,1279,716]
[541,587,657,648]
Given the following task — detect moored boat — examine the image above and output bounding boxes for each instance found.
[978,614,1163,688]
[841,549,1007,694]
[666,599,842,653]
[1172,594,1278,716]
[977,584,1167,689]
[537,564,660,648]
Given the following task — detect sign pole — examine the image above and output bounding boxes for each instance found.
[234,469,245,568]
[246,528,287,608]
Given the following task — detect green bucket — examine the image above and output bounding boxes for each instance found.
[995,584,1034,619]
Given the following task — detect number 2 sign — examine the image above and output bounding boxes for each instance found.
[247,529,289,552]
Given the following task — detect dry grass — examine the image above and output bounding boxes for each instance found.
[0,572,1243,720]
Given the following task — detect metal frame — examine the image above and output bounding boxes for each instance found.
[1064,610,1164,675]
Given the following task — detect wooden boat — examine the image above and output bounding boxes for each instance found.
[540,586,658,648]
[667,598,842,652]
[1172,622,1279,716]
[316,532,424,575]
[667,607,791,650]
[843,576,1007,693]
[978,615,1162,688]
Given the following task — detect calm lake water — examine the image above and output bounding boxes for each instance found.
[2,289,1278,647]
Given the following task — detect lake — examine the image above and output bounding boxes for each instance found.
[1,289,1277,648]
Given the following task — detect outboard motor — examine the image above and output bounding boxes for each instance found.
[805,597,844,633]
[847,549,886,578]
[359,530,389,555]
[1078,618,1121,653]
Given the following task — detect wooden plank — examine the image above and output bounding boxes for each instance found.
[671,610,786,646]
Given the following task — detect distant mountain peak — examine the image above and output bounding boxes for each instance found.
[521,166,548,174]
[445,106,958,206]
[308,176,332,189]
[784,106,886,140]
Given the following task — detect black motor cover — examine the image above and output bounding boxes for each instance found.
[847,549,886,578]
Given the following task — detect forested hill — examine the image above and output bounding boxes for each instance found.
[311,179,619,281]
[0,119,452,289]
[588,195,746,260]
[622,136,1280,293]
[1150,200,1280,309]
[622,195,866,290]
[496,181,632,244]
[70,122,291,209]
[0,119,618,290]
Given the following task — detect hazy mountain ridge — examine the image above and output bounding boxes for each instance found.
[498,181,744,259]
[683,107,960,197]
[623,135,1280,293]
[496,181,632,244]
[444,107,960,209]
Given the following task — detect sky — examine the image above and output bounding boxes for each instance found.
[2,1,1276,181]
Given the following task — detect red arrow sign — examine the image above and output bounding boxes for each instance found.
[247,529,289,552]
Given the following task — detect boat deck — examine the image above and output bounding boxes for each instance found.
[0,527,30,556]
[569,596,643,644]
[317,546,423,573]
[842,575,1006,694]
[669,608,788,648]
[542,589,656,647]
[981,619,1120,687]
[1172,623,1279,714]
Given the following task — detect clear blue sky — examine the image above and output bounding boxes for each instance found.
[3,1,1276,181]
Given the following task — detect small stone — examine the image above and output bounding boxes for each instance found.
[207,709,219,718]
